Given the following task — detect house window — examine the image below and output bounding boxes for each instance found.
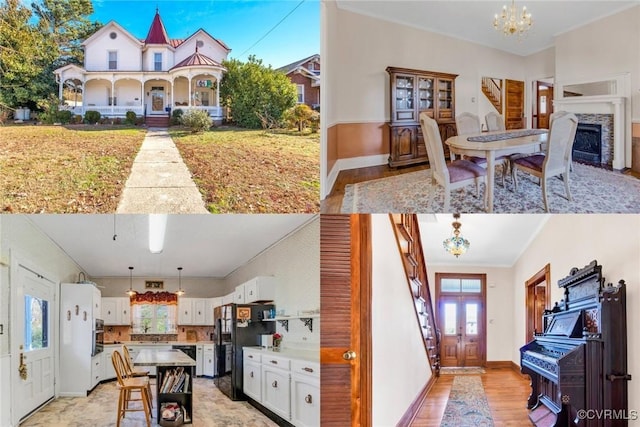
[154,53,162,71]
[308,62,315,71]
[109,32,117,40]
[132,304,176,334]
[297,84,304,104]
[108,51,117,70]
[24,295,48,351]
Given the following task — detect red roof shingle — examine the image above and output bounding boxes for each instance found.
[145,11,170,45]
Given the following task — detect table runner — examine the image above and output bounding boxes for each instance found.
[467,129,547,142]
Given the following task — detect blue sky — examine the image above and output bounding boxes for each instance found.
[89,0,319,68]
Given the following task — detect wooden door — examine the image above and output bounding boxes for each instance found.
[536,82,554,129]
[525,264,551,341]
[320,215,371,427]
[438,295,484,367]
[505,79,525,129]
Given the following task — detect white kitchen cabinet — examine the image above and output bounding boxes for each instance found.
[244,276,276,303]
[291,360,320,427]
[91,353,104,389]
[102,346,117,381]
[234,284,246,303]
[101,297,130,325]
[210,297,223,311]
[205,298,216,325]
[196,345,204,376]
[203,344,215,377]
[262,362,291,420]
[222,292,234,305]
[244,359,262,401]
[178,297,194,325]
[193,299,207,324]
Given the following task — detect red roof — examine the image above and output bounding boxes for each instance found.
[145,11,170,45]
[171,51,222,70]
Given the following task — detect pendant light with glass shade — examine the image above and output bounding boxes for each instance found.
[176,267,185,296]
[443,213,470,258]
[126,266,136,296]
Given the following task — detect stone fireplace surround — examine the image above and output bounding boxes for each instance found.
[554,96,628,170]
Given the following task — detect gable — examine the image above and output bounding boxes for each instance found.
[175,29,230,66]
[82,21,142,48]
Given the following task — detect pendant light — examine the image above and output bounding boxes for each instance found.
[126,266,136,296]
[176,267,185,296]
[443,213,470,258]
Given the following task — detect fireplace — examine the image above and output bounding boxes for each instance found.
[573,123,602,165]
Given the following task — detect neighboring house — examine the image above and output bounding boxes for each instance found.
[54,9,230,125]
[277,54,320,110]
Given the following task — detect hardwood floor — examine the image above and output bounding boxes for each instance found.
[320,164,429,213]
[320,163,640,214]
[410,367,532,426]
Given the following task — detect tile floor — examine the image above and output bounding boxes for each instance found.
[20,378,277,427]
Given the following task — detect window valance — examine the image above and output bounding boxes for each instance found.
[130,291,178,305]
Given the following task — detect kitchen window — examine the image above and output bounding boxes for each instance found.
[132,304,176,334]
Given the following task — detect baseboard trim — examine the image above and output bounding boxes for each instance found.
[324,154,389,199]
[486,360,513,369]
[511,361,529,378]
[396,374,438,427]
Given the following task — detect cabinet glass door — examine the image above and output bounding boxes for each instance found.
[418,77,434,111]
[438,79,453,110]
[395,76,414,111]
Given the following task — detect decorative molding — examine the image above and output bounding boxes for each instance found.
[324,154,388,199]
[486,360,513,369]
[395,374,438,427]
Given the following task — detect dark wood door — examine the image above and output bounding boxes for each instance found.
[505,79,525,129]
[320,215,371,427]
[525,264,551,341]
[536,82,554,129]
[439,295,484,367]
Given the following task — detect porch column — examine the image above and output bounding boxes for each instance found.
[170,80,174,112]
[215,73,220,113]
[188,76,192,108]
[58,74,64,103]
[141,79,145,116]
[111,77,115,116]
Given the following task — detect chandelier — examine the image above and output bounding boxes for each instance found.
[493,0,532,37]
[443,213,470,258]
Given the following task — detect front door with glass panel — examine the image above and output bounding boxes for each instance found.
[150,87,165,113]
[437,274,486,367]
[12,265,55,422]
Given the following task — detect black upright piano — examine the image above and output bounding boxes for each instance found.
[520,260,632,427]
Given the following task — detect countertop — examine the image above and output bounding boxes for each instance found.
[243,346,319,363]
[133,349,196,366]
[104,341,214,346]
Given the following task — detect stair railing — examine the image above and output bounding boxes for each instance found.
[481,77,503,113]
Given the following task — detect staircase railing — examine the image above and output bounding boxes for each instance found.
[481,77,503,114]
[389,214,440,376]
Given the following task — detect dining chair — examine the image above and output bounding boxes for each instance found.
[511,112,578,212]
[112,350,152,427]
[420,112,487,212]
[485,111,506,131]
[122,345,153,409]
[455,112,508,186]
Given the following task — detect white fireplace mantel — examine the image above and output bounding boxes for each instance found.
[553,96,628,170]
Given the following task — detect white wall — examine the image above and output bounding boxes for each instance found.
[115,80,142,106]
[0,355,10,427]
[85,25,142,72]
[84,80,110,106]
[224,217,320,349]
[324,5,527,127]
[142,48,174,71]
[426,265,514,362]
[512,214,640,423]
[95,277,226,298]
[174,31,229,66]
[371,215,431,426]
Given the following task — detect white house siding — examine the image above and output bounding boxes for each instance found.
[115,79,142,106]
[143,47,174,71]
[85,27,141,71]
[174,31,228,65]
[173,78,189,105]
[84,80,111,106]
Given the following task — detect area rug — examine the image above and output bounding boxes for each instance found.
[341,162,640,213]
[440,367,486,375]
[440,376,494,427]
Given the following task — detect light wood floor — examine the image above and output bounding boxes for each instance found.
[320,163,640,214]
[410,367,532,427]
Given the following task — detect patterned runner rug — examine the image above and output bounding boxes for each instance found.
[440,367,486,375]
[440,376,494,427]
[341,162,640,213]
[466,129,547,142]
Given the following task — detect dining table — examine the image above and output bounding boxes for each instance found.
[445,128,549,213]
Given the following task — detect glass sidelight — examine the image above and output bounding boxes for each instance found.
[24,295,48,351]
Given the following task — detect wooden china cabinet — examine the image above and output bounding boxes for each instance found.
[386,66,458,167]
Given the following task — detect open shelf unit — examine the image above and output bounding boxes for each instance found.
[156,364,195,424]
[263,314,320,332]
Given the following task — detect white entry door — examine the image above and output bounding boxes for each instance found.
[150,87,165,113]
[11,265,55,422]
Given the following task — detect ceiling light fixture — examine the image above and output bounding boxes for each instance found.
[493,0,532,37]
[126,266,136,296]
[443,213,470,258]
[176,267,185,296]
[149,214,168,254]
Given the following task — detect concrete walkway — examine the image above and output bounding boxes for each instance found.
[117,128,208,213]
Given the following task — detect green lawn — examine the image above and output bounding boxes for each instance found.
[170,127,320,213]
[1,125,145,213]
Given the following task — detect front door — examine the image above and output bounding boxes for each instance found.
[536,83,554,129]
[436,273,486,368]
[11,265,55,423]
[150,87,165,114]
[505,79,525,129]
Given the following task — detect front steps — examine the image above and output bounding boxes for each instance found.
[145,115,170,128]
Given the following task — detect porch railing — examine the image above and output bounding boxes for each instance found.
[62,105,144,117]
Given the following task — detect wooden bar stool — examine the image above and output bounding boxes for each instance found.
[122,345,153,410]
[111,350,152,427]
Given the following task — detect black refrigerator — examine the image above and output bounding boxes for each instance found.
[214,303,275,400]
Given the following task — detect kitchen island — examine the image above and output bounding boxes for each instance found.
[134,349,197,424]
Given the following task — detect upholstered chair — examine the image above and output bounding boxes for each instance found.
[485,111,506,131]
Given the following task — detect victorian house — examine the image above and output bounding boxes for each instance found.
[54,9,229,125]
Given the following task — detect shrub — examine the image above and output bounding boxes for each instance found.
[56,110,73,124]
[284,104,315,131]
[171,108,184,126]
[135,116,144,126]
[309,110,320,133]
[180,109,212,133]
[125,110,137,125]
[74,114,83,124]
[84,110,101,124]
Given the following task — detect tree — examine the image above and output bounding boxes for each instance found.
[220,55,297,129]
